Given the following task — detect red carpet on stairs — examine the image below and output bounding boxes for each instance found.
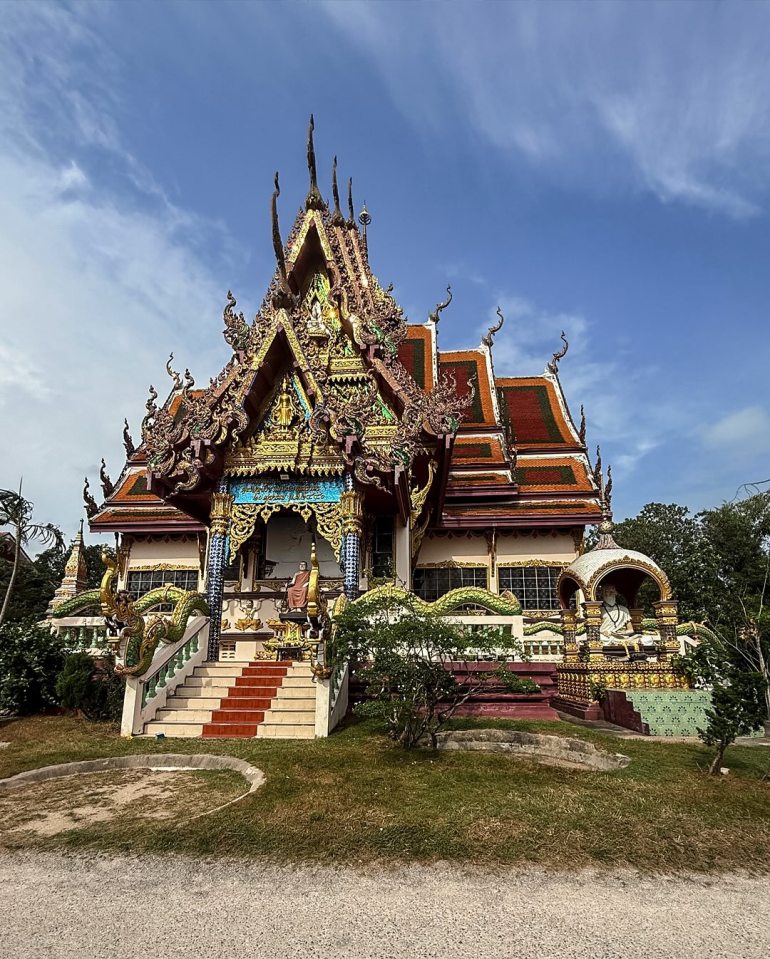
[201,662,291,738]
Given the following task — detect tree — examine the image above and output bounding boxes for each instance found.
[0,483,63,629]
[56,651,124,722]
[332,592,536,749]
[610,503,717,619]
[0,619,67,715]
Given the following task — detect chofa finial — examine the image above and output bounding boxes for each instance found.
[547,330,569,375]
[579,404,586,446]
[271,172,294,307]
[482,307,505,348]
[331,156,344,224]
[305,114,325,211]
[166,353,182,392]
[347,177,355,226]
[99,458,114,499]
[428,285,452,325]
[123,418,135,458]
[83,477,98,518]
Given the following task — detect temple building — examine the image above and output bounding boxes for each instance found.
[55,120,698,739]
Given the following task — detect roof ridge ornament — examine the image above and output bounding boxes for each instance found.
[271,172,295,309]
[123,418,135,458]
[482,306,505,348]
[428,285,452,325]
[547,330,569,375]
[331,156,344,225]
[99,458,114,499]
[358,201,371,252]
[83,477,98,518]
[579,404,587,446]
[165,353,182,392]
[347,176,356,227]
[305,114,326,211]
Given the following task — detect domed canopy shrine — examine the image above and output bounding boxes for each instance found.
[51,119,696,739]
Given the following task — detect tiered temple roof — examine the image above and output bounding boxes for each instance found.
[88,119,603,542]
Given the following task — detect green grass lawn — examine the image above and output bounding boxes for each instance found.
[1,714,770,872]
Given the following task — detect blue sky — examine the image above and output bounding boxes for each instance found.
[1,0,769,543]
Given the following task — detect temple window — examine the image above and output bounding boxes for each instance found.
[413,565,488,602]
[126,568,200,610]
[498,565,562,611]
[371,516,394,578]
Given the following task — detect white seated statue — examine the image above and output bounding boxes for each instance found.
[599,584,636,645]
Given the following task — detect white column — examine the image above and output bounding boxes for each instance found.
[394,520,411,590]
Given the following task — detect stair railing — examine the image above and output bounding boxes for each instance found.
[120,616,210,737]
[313,655,349,738]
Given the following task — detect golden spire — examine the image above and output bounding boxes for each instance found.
[305,114,325,211]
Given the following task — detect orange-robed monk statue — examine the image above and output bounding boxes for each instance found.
[286,561,310,611]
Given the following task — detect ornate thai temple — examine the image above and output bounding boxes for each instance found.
[52,119,709,740]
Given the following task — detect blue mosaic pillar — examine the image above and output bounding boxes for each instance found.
[206,480,232,661]
[341,474,362,601]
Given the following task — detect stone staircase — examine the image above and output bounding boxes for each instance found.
[143,660,316,739]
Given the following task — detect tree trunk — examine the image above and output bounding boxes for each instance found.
[708,740,728,776]
[0,516,21,629]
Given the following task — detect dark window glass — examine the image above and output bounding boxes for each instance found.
[371,516,394,578]
[126,568,200,611]
[498,566,562,611]
[412,566,488,602]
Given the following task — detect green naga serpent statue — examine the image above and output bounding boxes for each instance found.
[348,583,522,617]
[51,553,209,677]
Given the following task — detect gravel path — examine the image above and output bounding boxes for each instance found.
[1,852,768,958]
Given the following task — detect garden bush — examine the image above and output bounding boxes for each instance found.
[0,619,66,715]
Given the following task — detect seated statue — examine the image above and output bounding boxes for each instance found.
[286,561,310,611]
[599,583,635,644]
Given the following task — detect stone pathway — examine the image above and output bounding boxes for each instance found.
[1,852,768,958]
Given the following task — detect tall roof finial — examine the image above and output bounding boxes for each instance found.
[305,114,325,211]
[271,171,293,306]
[331,156,344,224]
[347,176,355,226]
[482,307,505,348]
[593,444,603,491]
[578,405,586,446]
[428,285,452,325]
[358,201,371,253]
[547,330,569,375]
[100,458,114,499]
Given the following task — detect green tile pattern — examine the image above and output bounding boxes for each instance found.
[618,690,762,737]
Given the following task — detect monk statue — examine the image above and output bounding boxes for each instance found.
[286,561,310,611]
[599,583,634,643]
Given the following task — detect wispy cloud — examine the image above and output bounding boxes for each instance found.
[0,4,236,539]
[704,406,770,455]
[322,1,770,218]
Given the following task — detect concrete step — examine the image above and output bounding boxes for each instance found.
[157,708,214,723]
[184,677,240,690]
[270,698,316,711]
[144,722,205,737]
[281,677,316,688]
[263,709,315,724]
[167,696,223,709]
[278,686,318,699]
[219,696,273,710]
[202,723,260,738]
[210,708,266,724]
[257,724,315,739]
[193,664,248,678]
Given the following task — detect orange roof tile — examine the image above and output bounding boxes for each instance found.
[496,377,579,449]
[439,351,496,427]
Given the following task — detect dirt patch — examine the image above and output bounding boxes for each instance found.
[0,769,241,839]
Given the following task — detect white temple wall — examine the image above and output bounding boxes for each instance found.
[418,533,489,565]
[126,536,200,567]
[496,532,578,564]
